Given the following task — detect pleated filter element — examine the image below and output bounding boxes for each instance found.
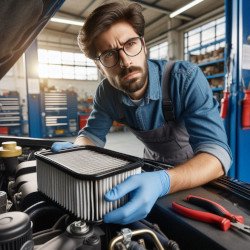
[35,146,142,222]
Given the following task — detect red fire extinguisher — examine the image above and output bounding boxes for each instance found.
[242,87,250,129]
[220,50,234,119]
[220,89,230,119]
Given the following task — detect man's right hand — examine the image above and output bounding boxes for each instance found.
[51,142,76,152]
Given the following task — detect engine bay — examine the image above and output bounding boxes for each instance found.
[0,136,249,250]
[0,137,180,250]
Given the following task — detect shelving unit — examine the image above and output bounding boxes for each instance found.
[184,16,226,105]
[0,92,22,136]
[40,91,78,137]
[188,43,226,104]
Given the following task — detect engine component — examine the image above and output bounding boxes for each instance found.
[109,228,165,250]
[36,219,103,250]
[122,219,179,249]
[0,141,22,177]
[0,211,33,250]
[10,160,44,211]
[24,201,66,233]
[69,221,89,235]
[35,146,142,222]
[0,190,7,213]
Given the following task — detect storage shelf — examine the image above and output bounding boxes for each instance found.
[188,38,225,53]
[206,73,225,79]
[212,87,224,92]
[198,58,225,67]
[185,18,226,107]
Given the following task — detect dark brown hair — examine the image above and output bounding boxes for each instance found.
[77,1,145,59]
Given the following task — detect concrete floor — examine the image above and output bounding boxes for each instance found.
[65,130,145,158]
[106,130,144,157]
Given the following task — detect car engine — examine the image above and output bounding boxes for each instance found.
[0,138,180,250]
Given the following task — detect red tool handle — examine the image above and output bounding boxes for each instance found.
[186,195,244,223]
[172,202,231,231]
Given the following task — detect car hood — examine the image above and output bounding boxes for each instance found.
[0,0,65,79]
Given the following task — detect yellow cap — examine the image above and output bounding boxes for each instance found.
[0,141,22,158]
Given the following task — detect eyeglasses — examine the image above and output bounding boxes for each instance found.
[95,36,143,68]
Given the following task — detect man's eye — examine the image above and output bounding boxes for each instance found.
[126,41,136,47]
[104,51,115,58]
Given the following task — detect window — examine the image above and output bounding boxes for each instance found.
[6,67,14,77]
[184,16,225,60]
[149,42,168,60]
[38,49,98,80]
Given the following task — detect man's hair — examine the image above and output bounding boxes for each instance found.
[77,1,145,59]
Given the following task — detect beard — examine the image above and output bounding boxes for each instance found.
[108,61,148,95]
[119,66,143,93]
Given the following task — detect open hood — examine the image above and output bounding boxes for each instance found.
[0,0,65,79]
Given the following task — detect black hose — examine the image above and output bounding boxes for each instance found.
[128,219,180,250]
[129,241,146,250]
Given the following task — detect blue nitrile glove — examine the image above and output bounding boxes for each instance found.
[103,170,170,225]
[51,141,76,152]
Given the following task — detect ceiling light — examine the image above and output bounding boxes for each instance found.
[50,17,84,26]
[170,0,204,18]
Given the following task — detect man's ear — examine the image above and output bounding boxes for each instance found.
[95,61,106,77]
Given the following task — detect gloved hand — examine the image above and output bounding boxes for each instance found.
[51,141,76,152]
[103,170,170,225]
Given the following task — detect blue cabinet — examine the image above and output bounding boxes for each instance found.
[40,91,78,138]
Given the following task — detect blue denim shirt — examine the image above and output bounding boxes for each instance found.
[78,59,232,173]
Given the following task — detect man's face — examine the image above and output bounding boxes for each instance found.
[94,21,148,100]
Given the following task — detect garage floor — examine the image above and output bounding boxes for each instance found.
[65,130,144,158]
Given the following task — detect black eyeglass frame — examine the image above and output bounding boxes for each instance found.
[94,36,143,68]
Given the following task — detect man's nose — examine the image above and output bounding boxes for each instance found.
[119,50,131,68]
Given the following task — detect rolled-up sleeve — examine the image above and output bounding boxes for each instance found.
[172,62,232,173]
[194,144,232,173]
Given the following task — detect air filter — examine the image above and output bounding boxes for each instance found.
[35,146,142,222]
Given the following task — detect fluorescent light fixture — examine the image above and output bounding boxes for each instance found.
[170,0,204,18]
[51,17,84,26]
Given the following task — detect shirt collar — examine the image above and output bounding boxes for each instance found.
[122,60,161,106]
[146,60,161,101]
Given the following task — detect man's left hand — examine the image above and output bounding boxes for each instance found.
[103,170,170,224]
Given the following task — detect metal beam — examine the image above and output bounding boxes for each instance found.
[55,10,84,20]
[40,28,77,37]
[176,5,224,31]
[130,0,193,21]
[60,0,95,33]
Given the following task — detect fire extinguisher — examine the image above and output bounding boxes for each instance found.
[242,83,250,129]
[220,50,234,119]
[220,88,230,119]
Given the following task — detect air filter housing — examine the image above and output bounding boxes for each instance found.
[35,146,142,222]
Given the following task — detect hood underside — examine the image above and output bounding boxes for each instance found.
[0,0,65,79]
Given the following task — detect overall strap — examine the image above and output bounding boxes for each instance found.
[162,61,175,121]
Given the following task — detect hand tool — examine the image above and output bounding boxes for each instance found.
[172,195,250,235]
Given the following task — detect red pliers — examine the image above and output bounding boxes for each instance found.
[172,195,250,235]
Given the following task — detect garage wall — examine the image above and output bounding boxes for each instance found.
[0,50,99,135]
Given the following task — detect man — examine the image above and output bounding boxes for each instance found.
[52,1,232,225]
